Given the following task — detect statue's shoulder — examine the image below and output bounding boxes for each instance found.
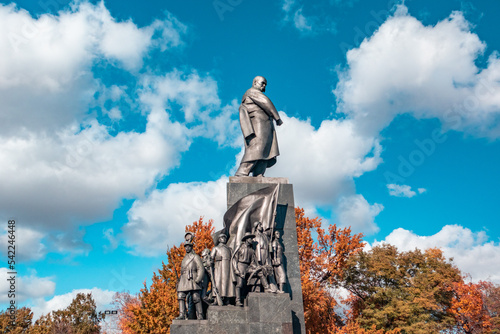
[243,87,263,100]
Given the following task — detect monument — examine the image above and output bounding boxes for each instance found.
[171,77,305,333]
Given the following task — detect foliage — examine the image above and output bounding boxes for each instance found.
[0,307,33,333]
[0,293,101,334]
[295,207,365,333]
[117,217,214,334]
[449,280,492,333]
[340,245,465,333]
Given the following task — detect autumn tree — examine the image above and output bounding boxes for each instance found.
[295,207,365,333]
[339,245,465,333]
[481,281,500,333]
[30,292,101,334]
[0,307,33,333]
[449,280,492,333]
[117,218,214,334]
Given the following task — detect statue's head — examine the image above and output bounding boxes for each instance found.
[252,76,267,92]
[253,221,263,233]
[184,243,193,253]
[274,230,281,239]
[218,233,228,245]
[242,232,255,245]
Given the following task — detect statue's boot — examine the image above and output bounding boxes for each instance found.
[174,300,187,320]
[195,301,204,320]
[262,278,277,294]
[235,289,243,307]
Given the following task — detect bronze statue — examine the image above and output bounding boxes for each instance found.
[232,232,257,306]
[175,236,204,320]
[235,76,283,177]
[253,221,271,266]
[210,233,234,305]
[252,221,278,294]
[271,230,286,293]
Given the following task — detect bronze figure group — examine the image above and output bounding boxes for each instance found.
[175,225,287,319]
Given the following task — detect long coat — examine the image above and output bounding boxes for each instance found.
[239,87,281,165]
[177,252,204,292]
[210,244,235,298]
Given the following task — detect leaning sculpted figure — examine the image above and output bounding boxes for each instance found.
[235,76,283,177]
[210,233,234,305]
[175,237,204,320]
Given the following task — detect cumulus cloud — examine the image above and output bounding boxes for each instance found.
[0,269,55,303]
[337,195,383,234]
[267,114,382,208]
[123,177,227,256]
[30,287,115,320]
[138,70,239,146]
[0,2,185,135]
[0,227,46,262]
[374,225,500,283]
[0,112,189,232]
[335,5,500,138]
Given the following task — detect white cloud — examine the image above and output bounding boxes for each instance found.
[387,184,425,198]
[417,188,427,194]
[138,70,239,147]
[30,287,115,321]
[0,112,189,234]
[0,2,185,135]
[0,268,55,303]
[267,115,382,208]
[335,5,500,138]
[374,225,500,283]
[0,227,46,262]
[123,177,227,256]
[293,8,314,32]
[337,195,383,234]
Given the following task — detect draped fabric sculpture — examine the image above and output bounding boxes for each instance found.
[174,185,288,319]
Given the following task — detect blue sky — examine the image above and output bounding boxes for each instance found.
[1,0,500,326]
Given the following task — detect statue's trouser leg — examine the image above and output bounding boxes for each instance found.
[175,292,187,319]
[235,276,244,306]
[192,291,203,320]
[252,160,267,176]
[279,283,285,292]
[235,161,255,176]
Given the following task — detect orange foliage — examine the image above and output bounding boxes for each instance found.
[450,280,492,333]
[295,207,364,333]
[117,218,214,334]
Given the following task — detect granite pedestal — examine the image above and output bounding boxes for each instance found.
[171,177,305,334]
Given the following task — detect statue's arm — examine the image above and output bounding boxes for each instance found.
[194,255,204,283]
[250,92,282,123]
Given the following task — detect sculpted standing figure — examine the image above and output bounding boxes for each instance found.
[210,233,234,305]
[235,76,283,177]
[272,230,287,293]
[175,238,204,320]
[232,232,256,306]
[253,221,271,266]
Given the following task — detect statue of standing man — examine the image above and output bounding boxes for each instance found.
[175,234,204,320]
[235,76,283,177]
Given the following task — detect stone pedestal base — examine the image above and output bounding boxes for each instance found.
[171,293,293,334]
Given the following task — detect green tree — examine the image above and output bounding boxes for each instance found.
[341,245,463,333]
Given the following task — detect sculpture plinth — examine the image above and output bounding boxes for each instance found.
[171,178,305,333]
